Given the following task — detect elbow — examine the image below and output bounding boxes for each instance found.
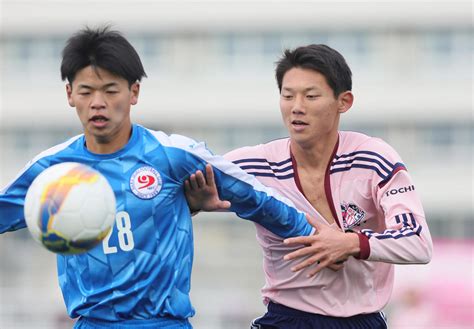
[418,238,433,264]
[419,249,432,264]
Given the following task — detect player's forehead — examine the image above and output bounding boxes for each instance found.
[281,67,329,91]
[72,66,127,88]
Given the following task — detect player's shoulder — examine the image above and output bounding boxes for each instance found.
[29,134,84,165]
[140,125,214,166]
[1,134,84,193]
[338,130,402,161]
[140,125,199,149]
[224,137,290,163]
[335,131,407,186]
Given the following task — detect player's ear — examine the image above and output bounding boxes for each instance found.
[337,91,354,114]
[66,84,75,107]
[130,82,140,105]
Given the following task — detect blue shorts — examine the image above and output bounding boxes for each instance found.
[74,317,192,329]
[250,302,387,329]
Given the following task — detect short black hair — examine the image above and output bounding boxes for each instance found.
[275,44,352,97]
[60,26,147,86]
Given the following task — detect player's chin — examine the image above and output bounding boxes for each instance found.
[290,133,312,145]
[86,125,112,140]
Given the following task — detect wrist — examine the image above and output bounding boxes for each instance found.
[189,206,201,216]
[347,232,361,257]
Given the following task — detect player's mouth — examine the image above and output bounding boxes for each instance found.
[89,115,109,128]
[291,120,309,131]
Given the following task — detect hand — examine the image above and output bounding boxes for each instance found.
[184,164,231,212]
[283,215,359,277]
[327,262,345,272]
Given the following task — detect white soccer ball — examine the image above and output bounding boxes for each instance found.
[24,162,116,255]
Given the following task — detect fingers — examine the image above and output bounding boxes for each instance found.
[188,165,215,190]
[205,164,216,187]
[290,255,320,273]
[307,263,325,277]
[287,256,344,276]
[327,263,344,272]
[283,236,313,246]
[283,246,315,261]
[219,200,232,209]
[188,173,199,190]
[184,179,190,192]
[195,170,206,188]
[188,170,207,190]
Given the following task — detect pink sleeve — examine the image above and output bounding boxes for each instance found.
[359,139,433,263]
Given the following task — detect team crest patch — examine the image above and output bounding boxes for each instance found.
[130,166,162,199]
[341,201,366,230]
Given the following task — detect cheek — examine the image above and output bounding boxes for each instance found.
[75,108,88,124]
[112,100,132,119]
[314,100,336,116]
[280,102,291,118]
[113,98,129,112]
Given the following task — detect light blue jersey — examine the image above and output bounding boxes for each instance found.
[0,124,312,327]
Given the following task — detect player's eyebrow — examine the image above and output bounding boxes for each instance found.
[77,82,119,90]
[282,86,320,92]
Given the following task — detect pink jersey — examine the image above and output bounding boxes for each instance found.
[224,131,433,316]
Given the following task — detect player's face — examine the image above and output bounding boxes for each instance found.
[66,66,140,154]
[280,67,353,147]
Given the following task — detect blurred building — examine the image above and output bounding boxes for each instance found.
[0,1,472,328]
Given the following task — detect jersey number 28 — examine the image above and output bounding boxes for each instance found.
[102,211,135,254]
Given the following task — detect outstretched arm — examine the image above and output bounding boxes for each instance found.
[1,161,44,234]
[185,162,346,272]
[165,134,313,238]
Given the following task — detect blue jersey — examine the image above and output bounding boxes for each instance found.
[0,124,312,325]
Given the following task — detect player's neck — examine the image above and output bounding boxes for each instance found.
[85,125,133,155]
[290,130,338,171]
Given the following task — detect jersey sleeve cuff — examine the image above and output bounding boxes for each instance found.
[355,233,370,260]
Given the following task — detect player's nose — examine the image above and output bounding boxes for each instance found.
[291,95,306,114]
[90,92,106,110]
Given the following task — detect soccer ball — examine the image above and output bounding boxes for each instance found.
[24,162,116,255]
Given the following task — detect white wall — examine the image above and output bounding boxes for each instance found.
[0,0,472,127]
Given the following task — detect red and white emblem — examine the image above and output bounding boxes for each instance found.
[130,166,162,199]
[341,201,366,230]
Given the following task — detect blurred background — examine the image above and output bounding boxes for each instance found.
[0,0,472,328]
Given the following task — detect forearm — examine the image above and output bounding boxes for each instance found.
[345,232,362,258]
[0,200,28,234]
[224,184,313,238]
[358,214,433,264]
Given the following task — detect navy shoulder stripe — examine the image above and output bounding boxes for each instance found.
[239,163,292,174]
[247,172,294,180]
[330,164,388,180]
[330,150,406,181]
[232,157,294,180]
[378,163,407,187]
[233,157,292,167]
[333,150,395,169]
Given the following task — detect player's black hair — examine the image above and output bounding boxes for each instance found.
[275,44,352,97]
[60,26,147,87]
